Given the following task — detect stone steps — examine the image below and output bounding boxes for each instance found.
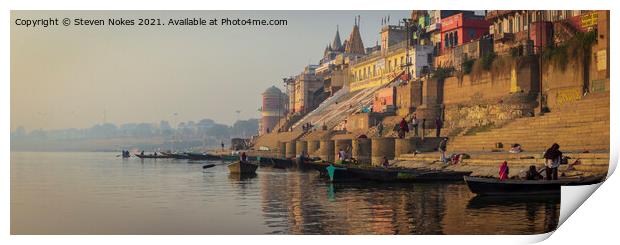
[446,93,609,153]
[394,151,609,176]
[402,152,609,159]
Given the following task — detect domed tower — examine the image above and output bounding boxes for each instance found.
[260,86,286,135]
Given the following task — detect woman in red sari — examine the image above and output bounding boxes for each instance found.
[499,161,509,180]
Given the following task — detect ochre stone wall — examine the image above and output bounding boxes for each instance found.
[444,97,535,130]
[443,69,511,105]
[395,80,423,116]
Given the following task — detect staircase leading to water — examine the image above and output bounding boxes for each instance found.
[447,92,610,153]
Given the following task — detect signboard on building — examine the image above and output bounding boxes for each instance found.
[568,12,599,32]
[580,12,598,29]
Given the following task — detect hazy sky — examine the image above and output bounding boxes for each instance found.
[11,10,410,131]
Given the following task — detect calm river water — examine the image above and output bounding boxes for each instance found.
[11,152,559,235]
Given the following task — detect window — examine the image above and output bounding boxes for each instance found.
[498,19,503,34]
[454,31,459,45]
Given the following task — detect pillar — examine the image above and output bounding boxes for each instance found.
[277,141,286,159]
[307,140,320,157]
[395,138,417,157]
[371,137,395,166]
[352,138,371,164]
[319,140,335,162]
[285,141,296,159]
[296,140,308,157]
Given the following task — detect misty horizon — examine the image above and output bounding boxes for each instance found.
[11,10,411,131]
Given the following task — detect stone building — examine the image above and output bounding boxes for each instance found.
[486,10,592,54]
[349,23,433,92]
[290,65,323,115]
[259,86,287,135]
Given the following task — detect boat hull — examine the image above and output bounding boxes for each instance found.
[347,167,471,182]
[464,175,605,196]
[187,153,222,161]
[271,158,294,169]
[134,154,172,159]
[228,161,259,174]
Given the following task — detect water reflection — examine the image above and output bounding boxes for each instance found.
[11,152,560,235]
[257,174,560,235]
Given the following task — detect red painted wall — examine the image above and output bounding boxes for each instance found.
[440,13,490,53]
[372,87,395,113]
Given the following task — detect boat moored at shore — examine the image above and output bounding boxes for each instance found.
[464,175,605,196]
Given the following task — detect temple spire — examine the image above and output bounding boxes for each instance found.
[331,25,343,52]
[345,17,365,55]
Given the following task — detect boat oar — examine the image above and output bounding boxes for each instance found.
[202,164,216,169]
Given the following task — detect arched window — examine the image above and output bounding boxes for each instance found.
[454,31,459,46]
[449,32,454,47]
[444,33,449,48]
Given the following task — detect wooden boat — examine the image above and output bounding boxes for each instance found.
[257,157,274,166]
[270,158,294,169]
[346,167,471,182]
[134,154,172,159]
[186,153,222,160]
[302,160,359,182]
[160,152,190,159]
[228,161,259,174]
[464,175,605,196]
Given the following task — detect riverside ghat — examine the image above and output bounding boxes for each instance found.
[246,10,610,191]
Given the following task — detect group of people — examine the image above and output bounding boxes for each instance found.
[301,122,313,133]
[499,143,564,181]
[121,150,130,158]
[394,115,443,139]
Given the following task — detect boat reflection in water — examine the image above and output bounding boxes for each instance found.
[11,152,560,235]
[258,170,560,235]
[228,173,258,181]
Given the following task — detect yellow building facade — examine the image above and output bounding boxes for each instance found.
[349,44,408,92]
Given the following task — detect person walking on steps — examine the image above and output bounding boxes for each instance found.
[398,118,409,139]
[438,138,448,164]
[411,114,419,137]
[544,143,562,180]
